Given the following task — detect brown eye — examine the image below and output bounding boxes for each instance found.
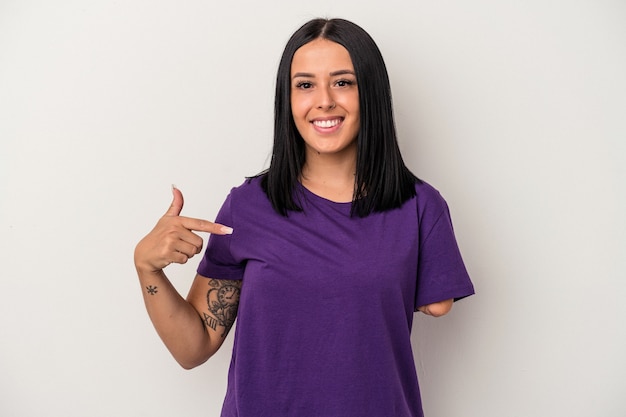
[335,79,354,87]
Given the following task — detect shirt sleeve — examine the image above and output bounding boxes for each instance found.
[414,192,475,310]
[197,191,245,280]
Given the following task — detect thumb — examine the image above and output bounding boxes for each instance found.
[165,185,184,216]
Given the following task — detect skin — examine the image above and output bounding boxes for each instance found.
[134,38,452,370]
[418,299,453,317]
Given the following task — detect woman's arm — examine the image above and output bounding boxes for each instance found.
[134,187,235,369]
[417,298,454,317]
[137,270,240,369]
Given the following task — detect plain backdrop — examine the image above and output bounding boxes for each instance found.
[1,1,625,416]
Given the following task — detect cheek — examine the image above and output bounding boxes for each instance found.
[335,91,359,112]
[290,96,310,122]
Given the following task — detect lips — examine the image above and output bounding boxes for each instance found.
[311,117,343,130]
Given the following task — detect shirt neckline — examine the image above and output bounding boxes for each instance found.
[297,182,353,215]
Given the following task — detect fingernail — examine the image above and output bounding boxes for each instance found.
[221,226,234,235]
[171,184,178,191]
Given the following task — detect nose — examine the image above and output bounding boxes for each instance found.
[316,86,336,110]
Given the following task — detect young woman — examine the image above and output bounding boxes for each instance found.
[134,18,474,417]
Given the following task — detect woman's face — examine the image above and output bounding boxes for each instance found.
[290,38,360,160]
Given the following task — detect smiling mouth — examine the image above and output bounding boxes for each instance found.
[312,118,342,128]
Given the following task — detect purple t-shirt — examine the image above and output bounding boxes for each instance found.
[198,177,474,417]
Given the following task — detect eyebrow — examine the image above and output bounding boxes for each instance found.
[292,69,356,79]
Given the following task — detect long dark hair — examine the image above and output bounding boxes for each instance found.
[261,18,419,217]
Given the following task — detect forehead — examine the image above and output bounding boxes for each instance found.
[291,38,354,74]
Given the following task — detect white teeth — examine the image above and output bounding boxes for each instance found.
[313,119,340,128]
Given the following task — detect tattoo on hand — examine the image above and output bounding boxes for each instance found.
[204,279,241,337]
[146,285,158,295]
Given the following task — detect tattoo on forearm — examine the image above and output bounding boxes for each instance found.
[204,279,241,337]
[146,285,158,295]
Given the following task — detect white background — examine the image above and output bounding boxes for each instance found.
[1,1,624,416]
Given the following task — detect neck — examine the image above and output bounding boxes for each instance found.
[300,147,357,203]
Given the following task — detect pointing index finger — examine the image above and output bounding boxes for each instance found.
[181,216,233,235]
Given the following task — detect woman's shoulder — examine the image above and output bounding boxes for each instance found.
[414,179,446,202]
[232,174,263,190]
[227,174,269,205]
[413,179,449,218]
